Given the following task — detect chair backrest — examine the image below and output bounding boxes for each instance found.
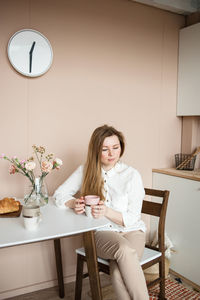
[142,188,169,254]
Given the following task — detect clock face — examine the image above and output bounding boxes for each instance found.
[7,29,53,77]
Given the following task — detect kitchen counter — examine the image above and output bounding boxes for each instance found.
[152,169,200,287]
[152,168,200,182]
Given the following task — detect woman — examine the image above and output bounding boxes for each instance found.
[53,125,149,300]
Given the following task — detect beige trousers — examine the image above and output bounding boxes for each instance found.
[95,230,149,300]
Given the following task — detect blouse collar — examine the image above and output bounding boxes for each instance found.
[101,161,121,177]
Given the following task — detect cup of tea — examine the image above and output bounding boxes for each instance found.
[84,195,100,218]
[22,205,42,230]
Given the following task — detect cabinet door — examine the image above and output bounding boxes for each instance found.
[177,23,200,116]
[153,172,200,286]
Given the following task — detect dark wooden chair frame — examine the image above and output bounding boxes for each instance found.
[75,188,169,300]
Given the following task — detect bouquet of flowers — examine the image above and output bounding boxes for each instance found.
[0,145,63,206]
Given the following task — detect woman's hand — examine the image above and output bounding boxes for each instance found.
[74,197,85,214]
[92,200,124,225]
[92,200,107,218]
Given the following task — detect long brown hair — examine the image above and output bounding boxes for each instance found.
[81,125,125,200]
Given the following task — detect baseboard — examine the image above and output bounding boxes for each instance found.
[0,274,76,300]
[169,268,200,292]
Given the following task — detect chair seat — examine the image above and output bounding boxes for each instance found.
[76,246,161,266]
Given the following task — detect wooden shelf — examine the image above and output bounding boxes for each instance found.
[152,168,200,182]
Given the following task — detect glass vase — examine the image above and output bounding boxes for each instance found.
[24,177,48,207]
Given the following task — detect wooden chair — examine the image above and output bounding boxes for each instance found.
[75,188,169,300]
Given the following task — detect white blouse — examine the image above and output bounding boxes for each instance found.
[53,162,146,233]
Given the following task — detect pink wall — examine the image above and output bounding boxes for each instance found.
[0,0,184,297]
[181,116,200,168]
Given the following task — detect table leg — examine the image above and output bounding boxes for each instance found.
[83,231,102,300]
[54,238,65,298]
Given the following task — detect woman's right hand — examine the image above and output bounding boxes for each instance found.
[74,196,85,214]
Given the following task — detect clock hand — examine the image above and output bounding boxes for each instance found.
[29,41,36,73]
[29,53,32,73]
[29,41,36,55]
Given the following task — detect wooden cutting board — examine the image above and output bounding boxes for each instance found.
[0,205,23,218]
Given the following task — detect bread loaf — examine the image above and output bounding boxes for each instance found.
[0,197,20,214]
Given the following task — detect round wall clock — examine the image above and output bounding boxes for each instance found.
[7,29,53,77]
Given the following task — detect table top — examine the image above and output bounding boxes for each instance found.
[0,198,109,248]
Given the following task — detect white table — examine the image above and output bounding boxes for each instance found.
[0,199,109,299]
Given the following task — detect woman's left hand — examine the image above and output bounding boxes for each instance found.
[92,200,107,218]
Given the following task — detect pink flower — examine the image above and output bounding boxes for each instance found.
[20,160,26,168]
[41,161,53,173]
[25,161,36,171]
[9,165,16,174]
[0,153,5,159]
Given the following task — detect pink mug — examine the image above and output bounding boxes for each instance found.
[84,195,100,217]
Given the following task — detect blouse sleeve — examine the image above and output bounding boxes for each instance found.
[122,169,145,228]
[53,165,83,208]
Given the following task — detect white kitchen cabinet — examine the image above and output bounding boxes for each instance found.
[177,23,200,116]
[152,169,200,286]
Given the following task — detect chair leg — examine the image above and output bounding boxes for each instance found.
[75,254,84,300]
[158,258,166,300]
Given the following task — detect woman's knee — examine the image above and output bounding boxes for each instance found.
[123,231,146,259]
[114,240,136,260]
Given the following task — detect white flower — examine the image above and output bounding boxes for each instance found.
[53,158,63,170]
[55,158,63,166]
[25,161,36,171]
